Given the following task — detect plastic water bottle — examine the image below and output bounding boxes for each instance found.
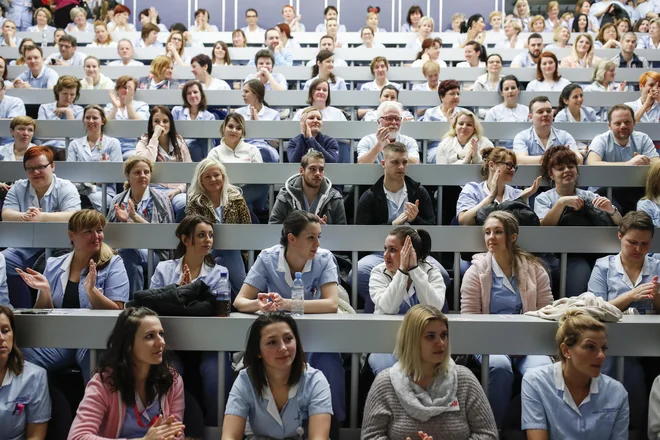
[291,272,304,316]
[215,273,231,317]
[41,31,47,49]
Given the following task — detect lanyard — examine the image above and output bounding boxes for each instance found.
[133,398,162,428]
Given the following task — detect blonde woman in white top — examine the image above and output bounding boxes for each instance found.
[436,110,493,165]
[583,60,629,92]
[405,16,434,50]
[494,20,526,49]
[81,56,114,90]
[560,34,600,68]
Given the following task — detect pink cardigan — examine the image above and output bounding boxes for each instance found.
[460,252,553,314]
[135,134,192,193]
[67,373,185,440]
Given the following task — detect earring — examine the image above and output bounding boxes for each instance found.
[567,355,571,359]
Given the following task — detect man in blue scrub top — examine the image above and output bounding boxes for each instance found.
[1,146,81,307]
[12,46,59,89]
[513,96,582,165]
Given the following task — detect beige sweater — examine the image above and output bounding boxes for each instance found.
[361,366,498,440]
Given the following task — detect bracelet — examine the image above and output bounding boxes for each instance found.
[608,206,619,216]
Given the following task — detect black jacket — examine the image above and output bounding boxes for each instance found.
[356,175,436,225]
[127,279,216,316]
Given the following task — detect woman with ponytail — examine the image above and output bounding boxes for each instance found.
[367,227,446,373]
[521,309,629,439]
[302,49,347,92]
[461,211,553,428]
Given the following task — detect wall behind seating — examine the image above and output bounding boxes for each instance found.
[147,0,500,34]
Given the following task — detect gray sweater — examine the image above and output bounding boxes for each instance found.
[362,366,498,440]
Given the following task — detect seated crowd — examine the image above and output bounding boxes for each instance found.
[1,1,660,439]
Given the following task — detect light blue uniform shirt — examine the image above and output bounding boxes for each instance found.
[588,253,660,314]
[9,0,35,31]
[0,252,9,307]
[244,245,337,299]
[511,51,537,68]
[37,102,84,148]
[359,80,402,91]
[225,366,333,439]
[171,106,216,155]
[534,188,598,220]
[15,66,59,89]
[0,361,51,440]
[0,96,26,119]
[119,394,162,439]
[103,101,150,121]
[4,175,81,214]
[484,104,529,123]
[513,126,578,156]
[554,106,599,122]
[303,76,347,91]
[637,198,660,227]
[356,133,419,163]
[244,72,288,91]
[40,252,129,308]
[456,181,523,216]
[625,98,660,124]
[522,362,629,439]
[588,130,657,163]
[67,135,122,162]
[421,106,468,122]
[150,257,229,294]
[247,50,293,67]
[490,256,523,314]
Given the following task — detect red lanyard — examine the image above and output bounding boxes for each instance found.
[133,401,161,428]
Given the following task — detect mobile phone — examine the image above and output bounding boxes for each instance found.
[50,58,57,65]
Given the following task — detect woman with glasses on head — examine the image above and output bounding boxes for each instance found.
[457,147,540,225]
[172,80,217,162]
[362,305,497,439]
[461,211,553,429]
[0,305,51,440]
[107,156,174,295]
[303,50,347,92]
[18,210,129,381]
[68,307,185,440]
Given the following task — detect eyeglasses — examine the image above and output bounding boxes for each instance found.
[379,116,402,123]
[495,161,518,172]
[246,14,258,18]
[25,163,52,173]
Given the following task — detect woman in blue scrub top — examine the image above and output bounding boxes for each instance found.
[223,312,332,440]
[234,211,346,423]
[68,307,185,440]
[171,80,216,162]
[535,146,622,297]
[457,147,540,225]
[16,209,130,381]
[37,75,84,148]
[67,105,123,213]
[461,211,554,428]
[588,211,660,427]
[234,79,281,163]
[522,309,629,439]
[638,161,660,226]
[368,227,446,374]
[107,156,174,295]
[0,305,51,440]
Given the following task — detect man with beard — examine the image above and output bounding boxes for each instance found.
[510,33,544,67]
[587,104,658,165]
[269,150,346,224]
[357,101,420,164]
[587,104,658,214]
[513,96,581,164]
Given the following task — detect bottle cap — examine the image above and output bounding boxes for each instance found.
[295,272,302,278]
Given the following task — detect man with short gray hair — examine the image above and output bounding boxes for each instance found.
[356,101,420,164]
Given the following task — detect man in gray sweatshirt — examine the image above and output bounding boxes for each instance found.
[269,150,346,224]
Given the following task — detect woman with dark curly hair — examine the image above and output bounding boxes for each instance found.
[68,307,185,440]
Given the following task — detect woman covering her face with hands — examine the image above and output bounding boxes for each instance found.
[106,76,150,159]
[234,211,346,422]
[223,313,332,440]
[367,228,447,374]
[362,305,497,439]
[287,107,339,163]
[18,210,129,381]
[68,307,185,440]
